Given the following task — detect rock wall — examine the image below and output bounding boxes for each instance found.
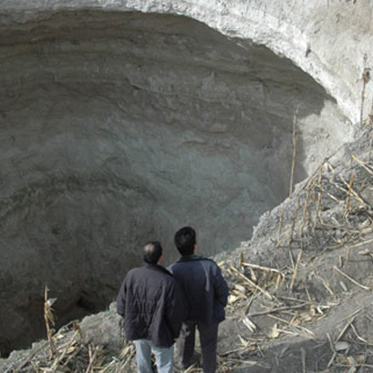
[0,0,371,355]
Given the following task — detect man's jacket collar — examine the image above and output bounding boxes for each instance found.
[145,263,173,276]
[176,254,207,263]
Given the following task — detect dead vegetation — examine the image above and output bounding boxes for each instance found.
[214,128,373,371]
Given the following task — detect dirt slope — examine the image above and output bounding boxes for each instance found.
[2,127,373,372]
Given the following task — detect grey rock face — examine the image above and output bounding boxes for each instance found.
[0,0,370,355]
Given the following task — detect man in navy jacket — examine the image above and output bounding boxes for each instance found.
[117,241,186,373]
[169,227,229,373]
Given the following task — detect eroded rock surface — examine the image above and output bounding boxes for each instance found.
[0,0,371,355]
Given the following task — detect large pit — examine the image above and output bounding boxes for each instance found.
[0,10,353,355]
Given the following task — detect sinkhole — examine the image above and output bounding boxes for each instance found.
[0,9,352,355]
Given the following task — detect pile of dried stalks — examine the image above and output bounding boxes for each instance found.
[4,287,134,373]
[215,138,373,371]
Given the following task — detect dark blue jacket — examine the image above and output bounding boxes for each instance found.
[116,264,187,347]
[168,255,229,324]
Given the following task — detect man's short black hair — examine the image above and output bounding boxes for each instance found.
[143,241,163,264]
[174,226,196,256]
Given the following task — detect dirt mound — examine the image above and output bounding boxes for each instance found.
[215,125,373,372]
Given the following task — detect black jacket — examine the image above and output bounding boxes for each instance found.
[116,264,186,347]
[168,255,229,324]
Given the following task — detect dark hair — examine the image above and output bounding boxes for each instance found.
[143,241,163,264]
[174,226,196,256]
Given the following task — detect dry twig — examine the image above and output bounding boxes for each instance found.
[333,266,370,290]
[44,286,56,360]
[230,266,273,300]
[289,108,298,198]
[290,250,303,291]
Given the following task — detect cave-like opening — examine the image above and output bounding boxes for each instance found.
[0,10,351,355]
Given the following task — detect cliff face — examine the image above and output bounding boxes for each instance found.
[0,0,371,355]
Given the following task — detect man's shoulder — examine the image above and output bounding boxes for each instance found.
[126,265,175,286]
[127,266,144,275]
[124,266,142,280]
[126,265,156,279]
[169,256,219,272]
[189,256,219,267]
[144,265,175,283]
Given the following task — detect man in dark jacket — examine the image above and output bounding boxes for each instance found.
[117,241,186,373]
[168,227,229,373]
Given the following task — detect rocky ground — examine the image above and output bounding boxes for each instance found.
[2,123,373,372]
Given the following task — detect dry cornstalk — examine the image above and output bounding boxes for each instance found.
[272,327,298,337]
[119,343,135,359]
[333,266,370,290]
[85,345,99,373]
[326,236,351,251]
[118,346,136,372]
[350,322,369,344]
[370,116,373,162]
[249,267,257,282]
[337,308,360,324]
[267,314,314,336]
[347,237,373,254]
[344,172,356,218]
[241,262,281,274]
[360,64,370,127]
[243,316,257,332]
[288,247,295,269]
[300,179,315,236]
[223,358,264,367]
[359,249,373,259]
[240,252,245,267]
[290,250,302,291]
[371,81,373,117]
[301,158,329,192]
[314,192,322,230]
[337,173,366,207]
[275,273,283,290]
[99,359,116,373]
[326,333,337,368]
[44,286,56,360]
[229,266,273,300]
[289,109,298,198]
[51,329,80,370]
[300,194,309,236]
[303,280,311,302]
[62,345,83,368]
[317,163,323,185]
[336,314,358,342]
[321,279,334,296]
[320,222,354,230]
[277,295,308,303]
[351,155,373,176]
[249,302,312,317]
[73,320,82,341]
[318,186,342,203]
[289,196,301,244]
[276,209,284,248]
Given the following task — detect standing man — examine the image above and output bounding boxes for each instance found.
[169,227,229,373]
[117,241,186,373]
